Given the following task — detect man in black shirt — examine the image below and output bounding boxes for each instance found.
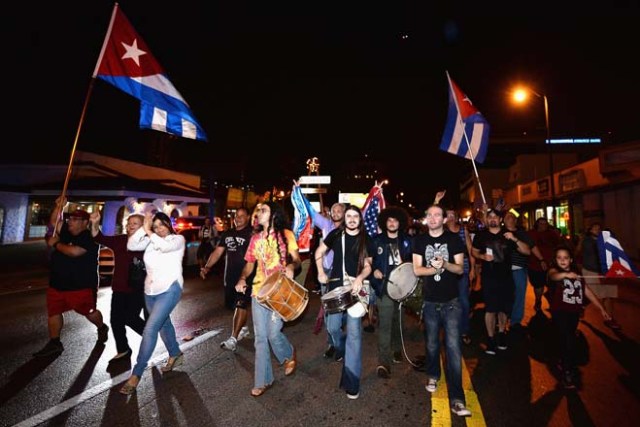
[412,204,470,417]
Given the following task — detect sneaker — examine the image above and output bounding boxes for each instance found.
[497,332,508,350]
[97,324,109,343]
[323,345,335,359]
[392,351,403,364]
[376,365,390,378]
[425,378,438,393]
[238,326,251,341]
[33,339,64,358]
[221,336,237,351]
[451,401,471,417]
[562,371,576,389]
[485,337,497,355]
[604,319,622,330]
[346,391,360,400]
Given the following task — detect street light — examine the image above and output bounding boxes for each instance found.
[511,86,555,225]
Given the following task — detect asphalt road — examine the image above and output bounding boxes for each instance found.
[1,241,639,426]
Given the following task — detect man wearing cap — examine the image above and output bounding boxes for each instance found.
[33,196,109,358]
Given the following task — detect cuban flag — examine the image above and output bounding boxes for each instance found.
[93,4,207,141]
[440,72,489,163]
[597,230,640,278]
[291,185,314,253]
[362,184,386,237]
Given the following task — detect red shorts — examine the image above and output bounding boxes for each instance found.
[47,288,97,317]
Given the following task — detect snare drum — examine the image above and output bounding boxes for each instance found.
[386,262,419,302]
[321,285,356,314]
[256,271,309,322]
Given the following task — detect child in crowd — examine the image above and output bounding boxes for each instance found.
[547,246,610,389]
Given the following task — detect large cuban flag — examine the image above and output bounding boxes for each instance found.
[93,4,207,141]
[440,72,489,163]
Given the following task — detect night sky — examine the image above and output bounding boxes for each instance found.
[8,1,640,208]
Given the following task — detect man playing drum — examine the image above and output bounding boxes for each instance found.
[315,205,374,400]
[235,202,301,397]
[412,204,471,417]
[369,206,413,378]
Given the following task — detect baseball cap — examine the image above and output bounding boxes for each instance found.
[69,209,90,220]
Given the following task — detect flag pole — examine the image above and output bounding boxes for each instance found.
[57,3,119,230]
[445,71,487,205]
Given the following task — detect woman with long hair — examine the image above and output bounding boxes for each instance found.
[119,211,186,395]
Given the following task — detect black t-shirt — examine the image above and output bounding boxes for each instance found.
[323,229,374,291]
[472,229,514,279]
[217,226,255,287]
[502,226,535,268]
[50,227,99,291]
[412,230,464,303]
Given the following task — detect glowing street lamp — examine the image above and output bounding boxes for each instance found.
[511,85,556,225]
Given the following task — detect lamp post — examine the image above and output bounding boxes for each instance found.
[512,87,555,225]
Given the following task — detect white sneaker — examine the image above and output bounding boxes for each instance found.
[238,326,251,342]
[451,401,471,417]
[220,336,237,351]
[425,378,438,393]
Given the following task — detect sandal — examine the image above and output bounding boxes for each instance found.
[284,347,297,376]
[161,353,184,373]
[119,376,140,395]
[250,383,272,397]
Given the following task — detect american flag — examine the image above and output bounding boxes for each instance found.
[362,185,386,237]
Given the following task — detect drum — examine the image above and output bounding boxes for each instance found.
[256,271,309,322]
[386,262,419,302]
[321,285,356,314]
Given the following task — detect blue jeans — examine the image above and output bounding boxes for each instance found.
[423,298,465,405]
[457,273,470,335]
[252,299,294,389]
[510,267,528,325]
[132,282,182,377]
[326,310,362,394]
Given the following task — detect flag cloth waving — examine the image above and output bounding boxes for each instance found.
[291,185,315,253]
[440,73,489,163]
[597,230,640,278]
[362,183,386,237]
[93,4,207,141]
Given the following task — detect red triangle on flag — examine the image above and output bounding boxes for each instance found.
[605,260,637,279]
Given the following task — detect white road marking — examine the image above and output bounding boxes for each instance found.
[13,328,222,427]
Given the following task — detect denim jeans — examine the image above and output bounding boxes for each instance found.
[377,294,401,367]
[423,298,465,405]
[457,274,470,335]
[510,267,528,325]
[326,310,362,394]
[252,298,294,389]
[132,282,182,377]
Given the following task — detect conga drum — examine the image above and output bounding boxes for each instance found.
[256,271,309,322]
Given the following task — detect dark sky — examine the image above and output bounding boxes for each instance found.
[8,1,640,207]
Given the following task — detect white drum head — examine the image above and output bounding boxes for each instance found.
[386,262,418,302]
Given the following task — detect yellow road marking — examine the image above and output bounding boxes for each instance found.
[428,355,487,426]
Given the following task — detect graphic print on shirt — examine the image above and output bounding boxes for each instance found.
[424,243,450,266]
[562,278,583,305]
[388,242,401,266]
[225,236,247,252]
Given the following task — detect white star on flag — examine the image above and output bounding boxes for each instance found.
[121,39,147,66]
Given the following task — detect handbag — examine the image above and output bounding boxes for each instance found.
[128,256,147,290]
